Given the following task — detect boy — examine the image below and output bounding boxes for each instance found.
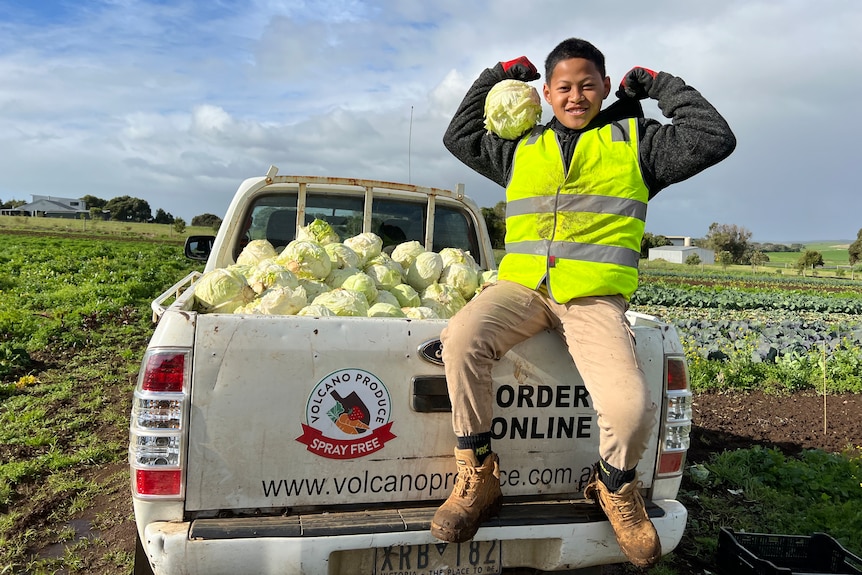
[430,37,735,568]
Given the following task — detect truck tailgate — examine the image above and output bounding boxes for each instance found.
[184,314,663,512]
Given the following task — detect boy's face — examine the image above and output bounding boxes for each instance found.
[543,57,611,130]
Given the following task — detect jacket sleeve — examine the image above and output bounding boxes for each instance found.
[638,72,737,199]
[442,65,525,188]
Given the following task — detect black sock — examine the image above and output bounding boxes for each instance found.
[598,458,636,492]
[457,432,492,464]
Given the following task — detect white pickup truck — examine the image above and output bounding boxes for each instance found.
[130,166,693,575]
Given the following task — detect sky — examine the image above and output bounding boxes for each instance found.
[0,0,859,243]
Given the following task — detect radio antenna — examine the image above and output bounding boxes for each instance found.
[408,106,414,183]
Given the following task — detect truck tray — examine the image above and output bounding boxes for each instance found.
[717,527,862,575]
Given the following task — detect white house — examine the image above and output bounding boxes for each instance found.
[0,195,91,219]
[648,245,715,264]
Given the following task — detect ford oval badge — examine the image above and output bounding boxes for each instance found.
[418,339,444,365]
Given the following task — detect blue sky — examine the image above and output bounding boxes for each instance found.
[1,0,860,242]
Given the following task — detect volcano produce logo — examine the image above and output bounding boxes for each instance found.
[296,368,396,460]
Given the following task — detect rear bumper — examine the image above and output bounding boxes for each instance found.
[139,499,687,574]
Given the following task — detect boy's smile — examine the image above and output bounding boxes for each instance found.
[543,57,611,130]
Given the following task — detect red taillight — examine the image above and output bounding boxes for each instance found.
[135,469,183,496]
[658,451,685,475]
[131,348,189,500]
[666,357,688,390]
[142,351,186,392]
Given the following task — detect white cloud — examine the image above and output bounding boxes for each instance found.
[0,0,860,241]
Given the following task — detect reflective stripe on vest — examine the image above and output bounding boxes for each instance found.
[498,118,648,302]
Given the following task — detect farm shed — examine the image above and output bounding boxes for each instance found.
[648,245,715,264]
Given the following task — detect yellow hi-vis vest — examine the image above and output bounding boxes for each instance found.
[498,118,648,303]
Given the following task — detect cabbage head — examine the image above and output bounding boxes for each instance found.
[420,282,467,319]
[341,272,378,305]
[440,262,479,301]
[276,240,332,280]
[364,260,403,290]
[296,218,340,245]
[238,285,307,315]
[390,240,425,269]
[402,306,440,320]
[194,267,256,313]
[324,242,360,270]
[373,289,401,307]
[296,304,336,317]
[344,232,383,266]
[474,269,499,297]
[406,251,443,291]
[325,265,361,288]
[483,79,542,140]
[439,248,480,273]
[299,278,331,301]
[312,288,370,317]
[247,261,300,294]
[388,283,421,307]
[367,302,406,318]
[236,239,278,267]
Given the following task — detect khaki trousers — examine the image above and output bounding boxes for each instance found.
[440,280,657,472]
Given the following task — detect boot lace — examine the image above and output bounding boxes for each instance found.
[454,464,480,498]
[606,484,646,527]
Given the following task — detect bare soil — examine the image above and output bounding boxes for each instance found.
[16,391,862,574]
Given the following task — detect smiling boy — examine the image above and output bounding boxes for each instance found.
[431,37,736,568]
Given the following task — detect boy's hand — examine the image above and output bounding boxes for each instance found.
[616,67,657,99]
[501,56,540,81]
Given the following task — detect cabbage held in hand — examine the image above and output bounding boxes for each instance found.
[484,79,542,140]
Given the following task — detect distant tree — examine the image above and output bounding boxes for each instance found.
[173,218,186,234]
[717,250,734,270]
[849,228,862,266]
[749,250,769,271]
[685,253,701,266]
[89,207,103,220]
[640,232,673,258]
[481,201,506,249]
[795,250,824,275]
[1,198,26,209]
[80,194,107,209]
[105,195,152,222]
[704,223,752,264]
[192,213,222,228]
[153,208,175,225]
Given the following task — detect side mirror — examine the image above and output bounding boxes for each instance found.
[184,235,215,261]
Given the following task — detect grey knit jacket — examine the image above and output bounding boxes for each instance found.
[443,64,737,200]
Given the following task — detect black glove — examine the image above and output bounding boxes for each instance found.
[616,67,657,100]
[500,56,540,81]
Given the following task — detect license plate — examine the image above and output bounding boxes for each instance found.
[374,540,502,575]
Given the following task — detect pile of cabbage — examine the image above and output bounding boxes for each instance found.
[192,219,497,319]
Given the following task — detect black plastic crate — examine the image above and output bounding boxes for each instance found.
[717,527,862,575]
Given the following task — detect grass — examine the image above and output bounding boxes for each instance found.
[0,214,216,243]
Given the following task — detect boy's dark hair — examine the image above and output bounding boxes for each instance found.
[545,38,606,81]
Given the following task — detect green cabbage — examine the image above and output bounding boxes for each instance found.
[325,266,362,288]
[312,288,370,317]
[296,304,336,317]
[367,302,406,318]
[324,242,360,270]
[276,240,332,280]
[483,79,542,140]
[364,259,404,290]
[439,248,479,273]
[236,239,278,266]
[440,262,479,300]
[390,240,426,270]
[296,218,340,245]
[237,285,307,315]
[247,261,300,294]
[373,289,401,307]
[406,251,443,291]
[420,282,467,319]
[388,283,421,307]
[344,232,383,266]
[299,278,331,301]
[402,306,440,320]
[341,273,378,305]
[194,267,256,313]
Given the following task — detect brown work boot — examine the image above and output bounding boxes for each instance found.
[585,469,661,568]
[430,448,502,543]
